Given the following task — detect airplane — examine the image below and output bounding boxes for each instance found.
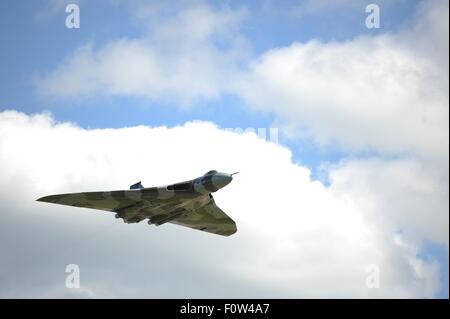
[37,170,238,236]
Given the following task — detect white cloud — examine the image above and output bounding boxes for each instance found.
[0,110,446,298]
[328,158,449,244]
[235,0,449,160]
[36,3,248,105]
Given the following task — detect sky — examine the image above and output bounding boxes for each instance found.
[0,0,448,298]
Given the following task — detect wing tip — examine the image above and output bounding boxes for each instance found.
[36,196,48,202]
[221,224,238,237]
[36,195,58,203]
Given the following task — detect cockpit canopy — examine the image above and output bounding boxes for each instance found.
[205,170,217,175]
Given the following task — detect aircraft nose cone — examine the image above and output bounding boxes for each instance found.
[211,173,232,190]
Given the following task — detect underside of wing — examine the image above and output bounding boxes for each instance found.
[170,200,237,236]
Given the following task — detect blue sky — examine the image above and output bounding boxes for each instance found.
[0,0,447,298]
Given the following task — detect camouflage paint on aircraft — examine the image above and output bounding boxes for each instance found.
[37,171,238,236]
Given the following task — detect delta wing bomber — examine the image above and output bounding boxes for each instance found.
[37,171,238,236]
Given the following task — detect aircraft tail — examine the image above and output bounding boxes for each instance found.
[130,181,144,190]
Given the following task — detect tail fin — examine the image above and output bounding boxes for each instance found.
[130,181,144,190]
